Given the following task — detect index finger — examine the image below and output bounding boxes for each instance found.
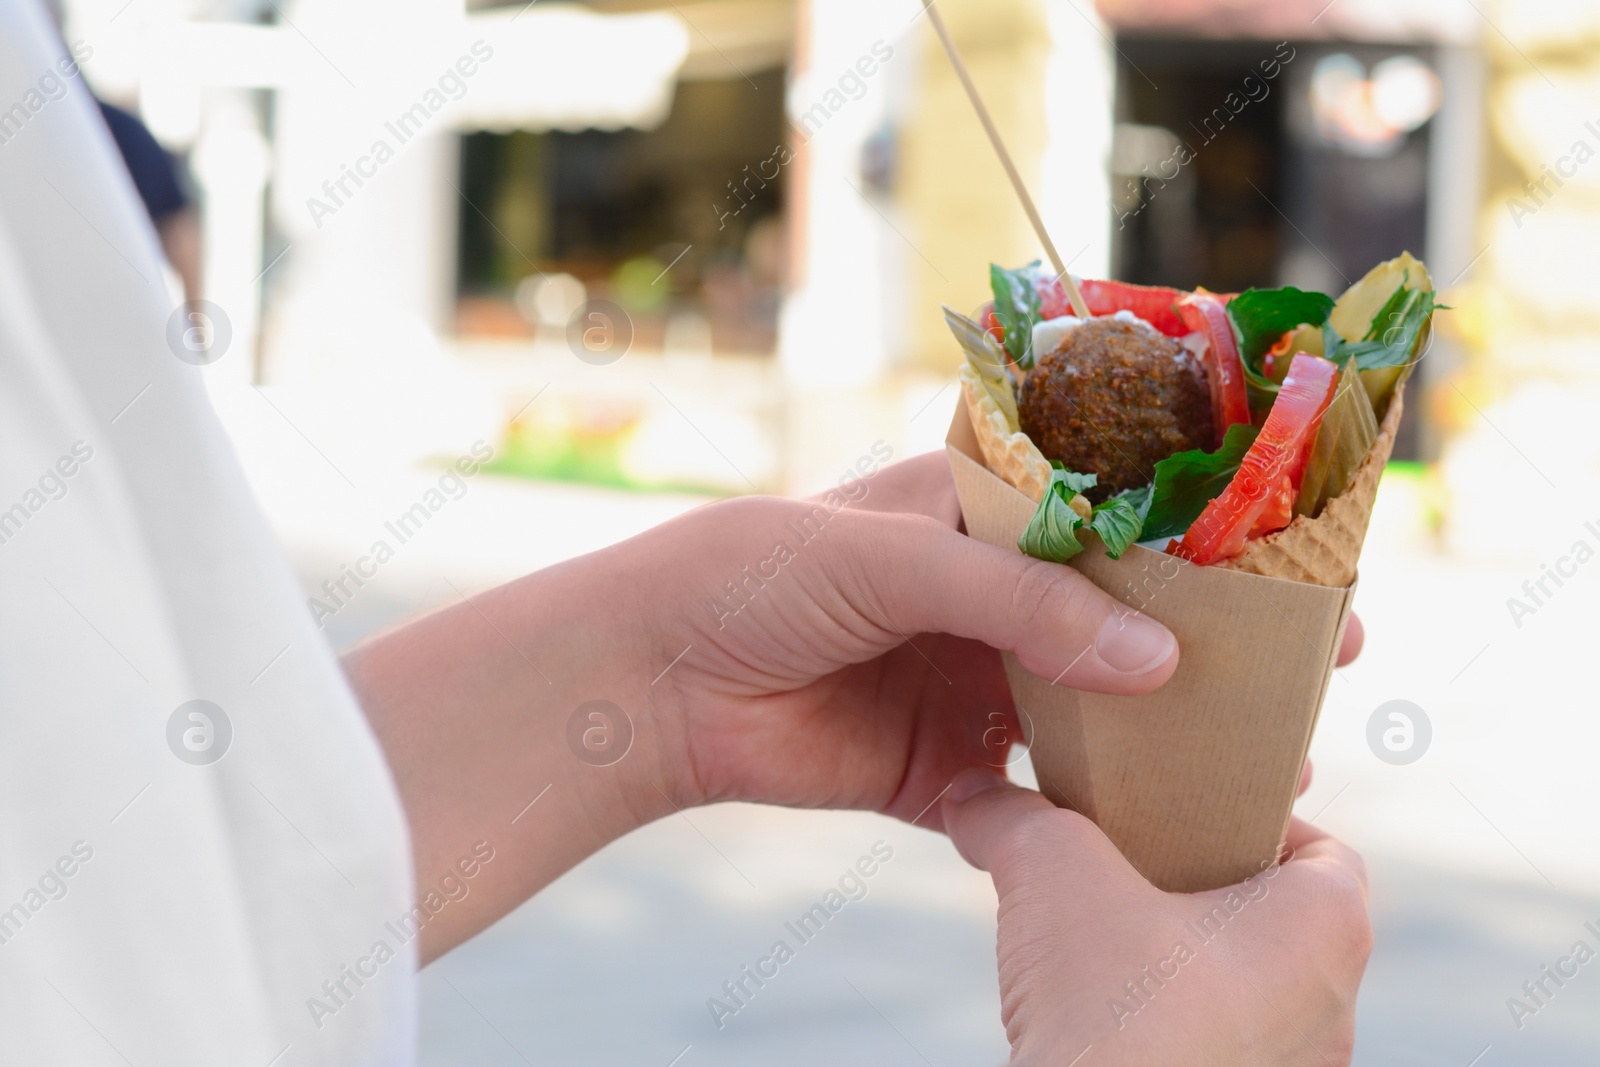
[1336,613,1363,667]
[813,451,961,527]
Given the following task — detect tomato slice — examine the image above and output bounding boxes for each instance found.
[1170,354,1339,566]
[1175,292,1252,445]
[1027,276,1189,337]
[983,285,1186,346]
[984,275,1195,349]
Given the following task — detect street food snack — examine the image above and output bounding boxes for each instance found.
[943,253,1439,891]
[949,252,1436,588]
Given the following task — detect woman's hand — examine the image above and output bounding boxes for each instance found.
[942,770,1372,1065]
[637,452,1180,828]
[641,451,1361,827]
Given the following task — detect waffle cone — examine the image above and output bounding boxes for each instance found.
[958,363,1052,502]
[1216,387,1404,588]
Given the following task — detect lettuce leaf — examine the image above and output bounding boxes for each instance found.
[990,262,1044,369]
[1020,469,1152,563]
[1090,486,1151,560]
[1051,465,1098,496]
[1227,287,1335,362]
[1018,473,1089,563]
[1140,423,1260,541]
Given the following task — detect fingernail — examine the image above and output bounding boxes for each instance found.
[947,768,1007,805]
[1095,611,1176,674]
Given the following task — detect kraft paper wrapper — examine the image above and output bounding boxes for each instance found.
[946,400,1356,892]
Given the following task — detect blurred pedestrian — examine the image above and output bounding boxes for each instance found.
[43,0,201,305]
[95,99,202,306]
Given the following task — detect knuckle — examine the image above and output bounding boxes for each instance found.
[836,507,939,553]
[993,807,1075,862]
[1320,872,1374,969]
[1320,1021,1358,1067]
[1342,847,1370,895]
[889,510,952,542]
[1008,560,1103,642]
[1330,869,1370,921]
[990,807,1128,893]
[843,510,946,581]
[708,493,789,534]
[1347,902,1375,967]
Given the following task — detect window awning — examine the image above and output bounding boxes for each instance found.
[125,4,697,143]
[1096,0,1478,43]
[452,7,690,132]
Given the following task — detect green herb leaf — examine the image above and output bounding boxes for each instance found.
[1227,287,1336,363]
[1362,276,1416,342]
[1352,288,1437,371]
[1049,462,1098,496]
[1323,279,1439,370]
[1018,478,1087,563]
[1321,321,1347,365]
[990,262,1044,369]
[1090,486,1151,560]
[1141,423,1260,541]
[1326,272,1445,419]
[1323,283,1441,420]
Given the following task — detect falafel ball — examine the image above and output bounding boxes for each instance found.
[1018,317,1214,501]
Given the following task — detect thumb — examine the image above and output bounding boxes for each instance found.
[941,769,1061,872]
[941,769,1133,893]
[844,511,1178,694]
[944,768,1159,938]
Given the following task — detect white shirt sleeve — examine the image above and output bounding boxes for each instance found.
[0,5,416,1065]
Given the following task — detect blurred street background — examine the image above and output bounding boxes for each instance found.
[51,0,1600,1061]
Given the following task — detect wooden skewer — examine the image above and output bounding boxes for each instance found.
[918,0,1091,319]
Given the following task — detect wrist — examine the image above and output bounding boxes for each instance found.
[539,518,720,822]
[508,547,694,835]
[582,493,820,811]
[343,540,696,959]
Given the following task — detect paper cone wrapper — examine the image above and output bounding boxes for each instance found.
[946,390,1402,892]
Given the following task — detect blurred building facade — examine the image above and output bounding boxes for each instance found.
[53,0,1578,517]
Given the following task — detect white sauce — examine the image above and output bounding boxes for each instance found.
[1030,309,1159,360]
[1030,315,1084,358]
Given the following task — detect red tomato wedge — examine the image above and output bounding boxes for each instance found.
[1040,278,1190,337]
[1175,292,1252,444]
[1170,353,1339,566]
[980,279,1190,348]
